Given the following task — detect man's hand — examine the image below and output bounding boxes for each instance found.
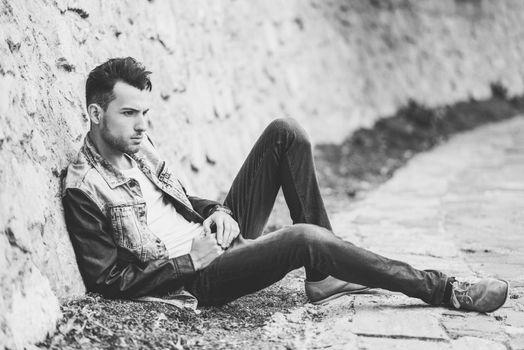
[203,211,240,249]
[189,234,224,271]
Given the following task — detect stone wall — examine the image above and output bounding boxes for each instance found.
[1,0,524,347]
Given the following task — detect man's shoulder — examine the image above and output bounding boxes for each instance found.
[62,150,103,198]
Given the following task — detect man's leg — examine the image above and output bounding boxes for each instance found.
[186,118,508,311]
[223,118,331,281]
[186,224,449,306]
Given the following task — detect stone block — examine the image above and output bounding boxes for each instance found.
[503,310,524,328]
[350,307,448,340]
[450,336,506,350]
[358,337,449,350]
[505,326,524,350]
[442,314,506,342]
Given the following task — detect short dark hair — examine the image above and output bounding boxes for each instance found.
[85,57,152,110]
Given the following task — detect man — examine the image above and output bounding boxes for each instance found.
[63,57,509,313]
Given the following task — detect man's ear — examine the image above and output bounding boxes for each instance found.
[87,104,103,124]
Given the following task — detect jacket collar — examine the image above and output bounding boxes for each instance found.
[81,133,131,189]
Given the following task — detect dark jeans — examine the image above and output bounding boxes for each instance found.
[185,118,449,306]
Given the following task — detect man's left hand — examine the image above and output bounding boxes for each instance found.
[203,211,240,249]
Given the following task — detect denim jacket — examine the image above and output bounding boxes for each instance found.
[62,134,222,299]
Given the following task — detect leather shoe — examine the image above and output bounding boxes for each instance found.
[450,278,509,313]
[305,275,370,305]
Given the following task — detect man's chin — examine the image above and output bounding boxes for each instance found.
[125,145,141,154]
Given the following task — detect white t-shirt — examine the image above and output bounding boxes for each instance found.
[121,161,204,258]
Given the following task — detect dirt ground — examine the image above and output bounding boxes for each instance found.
[39,89,524,350]
[39,272,307,349]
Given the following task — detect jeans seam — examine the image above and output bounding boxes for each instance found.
[239,141,276,230]
[284,150,310,223]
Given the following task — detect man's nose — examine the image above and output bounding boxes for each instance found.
[135,113,147,132]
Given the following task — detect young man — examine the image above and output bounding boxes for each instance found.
[63,57,509,312]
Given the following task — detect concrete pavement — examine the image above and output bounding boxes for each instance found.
[264,116,524,349]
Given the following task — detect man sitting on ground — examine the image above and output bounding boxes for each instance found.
[63,57,509,313]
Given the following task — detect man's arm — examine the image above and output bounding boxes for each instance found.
[184,191,240,248]
[180,182,231,219]
[187,195,224,218]
[63,188,195,299]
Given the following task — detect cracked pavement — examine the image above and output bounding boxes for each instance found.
[262,116,524,349]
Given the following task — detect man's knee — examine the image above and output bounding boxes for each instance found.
[266,118,311,148]
[286,223,330,246]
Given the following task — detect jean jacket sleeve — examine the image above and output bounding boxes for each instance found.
[63,188,196,299]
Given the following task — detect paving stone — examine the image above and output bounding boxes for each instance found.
[504,326,524,350]
[306,317,358,350]
[502,310,524,328]
[465,263,524,281]
[357,337,450,350]
[450,336,506,350]
[352,293,427,308]
[462,251,524,265]
[441,314,506,342]
[326,118,524,349]
[349,307,448,340]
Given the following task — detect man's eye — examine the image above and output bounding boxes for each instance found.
[123,111,134,116]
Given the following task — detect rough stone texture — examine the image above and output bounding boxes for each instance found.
[2,0,524,347]
[358,337,507,350]
[349,301,448,340]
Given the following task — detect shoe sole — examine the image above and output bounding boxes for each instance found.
[309,287,371,305]
[483,279,510,313]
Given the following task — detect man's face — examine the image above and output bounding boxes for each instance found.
[99,81,151,154]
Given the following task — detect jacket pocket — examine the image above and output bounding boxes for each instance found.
[109,203,147,252]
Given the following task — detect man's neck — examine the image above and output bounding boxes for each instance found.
[89,132,133,170]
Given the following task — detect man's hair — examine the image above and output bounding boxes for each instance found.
[85,57,152,111]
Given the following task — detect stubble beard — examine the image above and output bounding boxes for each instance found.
[100,123,139,155]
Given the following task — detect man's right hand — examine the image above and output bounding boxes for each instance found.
[189,233,224,271]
